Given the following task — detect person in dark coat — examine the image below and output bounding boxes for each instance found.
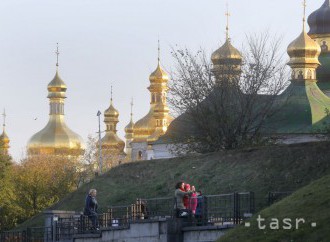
[195,191,204,225]
[84,189,99,230]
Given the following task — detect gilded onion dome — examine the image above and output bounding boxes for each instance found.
[211,39,242,65]
[101,94,125,154]
[287,31,321,67]
[211,6,242,84]
[28,45,85,156]
[149,61,169,83]
[125,118,134,134]
[287,1,321,81]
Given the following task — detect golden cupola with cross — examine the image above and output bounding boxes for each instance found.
[287,2,321,81]
[133,42,173,143]
[211,5,242,84]
[0,110,10,155]
[100,88,125,155]
[27,45,85,156]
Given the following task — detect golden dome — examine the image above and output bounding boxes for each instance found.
[0,129,10,155]
[27,69,85,155]
[125,119,134,133]
[101,132,125,148]
[28,116,85,155]
[0,130,9,142]
[47,70,67,99]
[134,109,155,134]
[211,39,242,65]
[149,62,169,83]
[105,101,119,117]
[287,30,321,66]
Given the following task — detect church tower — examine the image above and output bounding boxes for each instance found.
[100,87,125,168]
[0,110,10,155]
[211,5,242,84]
[131,41,173,161]
[27,44,85,156]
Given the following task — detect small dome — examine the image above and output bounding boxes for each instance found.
[125,119,134,133]
[287,30,321,66]
[0,130,9,142]
[211,39,242,65]
[104,101,119,117]
[308,0,330,36]
[149,62,169,83]
[48,70,67,92]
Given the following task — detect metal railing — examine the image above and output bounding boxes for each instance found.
[1,191,255,240]
[178,192,255,226]
[136,197,175,220]
[0,227,52,242]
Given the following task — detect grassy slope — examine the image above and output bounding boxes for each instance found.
[18,141,330,228]
[218,174,330,242]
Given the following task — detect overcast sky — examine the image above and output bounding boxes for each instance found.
[0,0,325,161]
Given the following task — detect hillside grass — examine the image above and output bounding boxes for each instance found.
[217,173,330,242]
[17,141,330,228]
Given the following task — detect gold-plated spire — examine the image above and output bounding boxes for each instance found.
[125,98,135,161]
[303,0,307,31]
[225,3,230,40]
[55,42,59,69]
[110,85,113,102]
[2,109,6,130]
[130,97,133,121]
[125,98,135,133]
[158,38,160,63]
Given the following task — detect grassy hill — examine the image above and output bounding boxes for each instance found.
[217,173,330,242]
[18,141,330,228]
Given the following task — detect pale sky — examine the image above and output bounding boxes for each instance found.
[0,0,325,161]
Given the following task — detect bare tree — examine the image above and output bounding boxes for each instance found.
[168,32,289,153]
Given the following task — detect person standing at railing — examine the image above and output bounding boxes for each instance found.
[174,181,194,218]
[187,185,198,215]
[195,191,204,225]
[84,189,99,231]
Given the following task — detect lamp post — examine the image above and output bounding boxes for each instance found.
[97,110,103,175]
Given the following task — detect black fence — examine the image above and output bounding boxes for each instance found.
[0,227,52,242]
[1,192,255,240]
[180,192,255,226]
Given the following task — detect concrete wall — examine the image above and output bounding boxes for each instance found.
[73,219,229,242]
[74,220,168,242]
[183,225,233,242]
